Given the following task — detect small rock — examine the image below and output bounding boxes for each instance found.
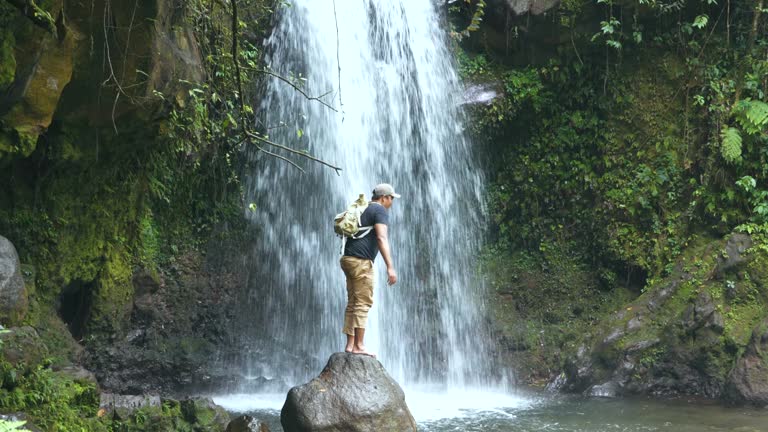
[226,415,271,432]
[716,233,753,275]
[587,381,618,398]
[54,365,98,387]
[627,315,643,332]
[603,328,625,344]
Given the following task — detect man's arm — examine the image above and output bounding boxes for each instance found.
[374,223,397,286]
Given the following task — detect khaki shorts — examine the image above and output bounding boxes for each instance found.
[340,256,374,335]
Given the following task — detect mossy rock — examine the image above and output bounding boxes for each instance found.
[180,397,230,431]
[0,326,48,372]
[0,26,15,90]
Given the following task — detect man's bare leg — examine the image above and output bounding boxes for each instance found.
[352,328,376,357]
[345,334,354,353]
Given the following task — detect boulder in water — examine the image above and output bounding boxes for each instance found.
[280,352,417,432]
[724,319,768,406]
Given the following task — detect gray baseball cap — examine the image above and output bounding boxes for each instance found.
[373,183,401,198]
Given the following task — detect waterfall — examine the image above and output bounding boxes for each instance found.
[239,0,498,391]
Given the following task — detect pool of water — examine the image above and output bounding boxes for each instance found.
[213,389,768,432]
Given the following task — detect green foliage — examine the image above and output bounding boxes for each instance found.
[0,360,106,431]
[0,420,31,432]
[734,100,768,135]
[720,126,742,163]
[449,0,486,40]
[736,176,768,223]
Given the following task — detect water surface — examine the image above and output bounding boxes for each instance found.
[214,390,768,432]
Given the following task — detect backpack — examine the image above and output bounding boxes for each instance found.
[334,194,374,254]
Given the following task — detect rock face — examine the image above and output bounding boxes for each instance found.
[549,233,768,404]
[1,0,204,158]
[0,236,27,325]
[724,319,768,406]
[281,353,417,432]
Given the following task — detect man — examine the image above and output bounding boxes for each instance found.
[340,183,400,357]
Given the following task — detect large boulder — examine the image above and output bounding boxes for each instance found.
[281,353,417,432]
[724,319,768,406]
[0,236,28,325]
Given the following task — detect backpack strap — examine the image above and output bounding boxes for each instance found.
[339,225,374,255]
[352,225,373,239]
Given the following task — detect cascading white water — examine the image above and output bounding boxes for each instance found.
[240,0,499,391]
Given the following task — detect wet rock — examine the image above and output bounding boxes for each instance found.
[281,352,417,432]
[0,236,28,325]
[588,381,618,398]
[724,319,768,406]
[226,415,271,432]
[546,372,567,392]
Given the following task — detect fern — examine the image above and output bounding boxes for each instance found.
[0,419,31,432]
[735,100,768,135]
[720,126,743,163]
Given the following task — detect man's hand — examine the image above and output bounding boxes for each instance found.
[387,267,398,286]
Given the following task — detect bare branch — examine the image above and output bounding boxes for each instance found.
[257,68,338,112]
[253,143,306,172]
[332,0,343,114]
[245,131,342,175]
[230,0,342,175]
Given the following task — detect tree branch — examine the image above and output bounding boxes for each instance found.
[229,0,341,175]
[5,0,58,38]
[257,68,338,112]
[245,130,342,175]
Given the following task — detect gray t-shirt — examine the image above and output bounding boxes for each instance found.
[343,202,389,261]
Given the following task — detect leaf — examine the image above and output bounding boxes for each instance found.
[296,129,304,138]
[692,15,709,29]
[736,176,756,192]
[720,126,742,163]
[742,100,768,132]
[607,40,622,50]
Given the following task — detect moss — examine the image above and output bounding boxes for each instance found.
[0,27,15,89]
[0,358,109,432]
